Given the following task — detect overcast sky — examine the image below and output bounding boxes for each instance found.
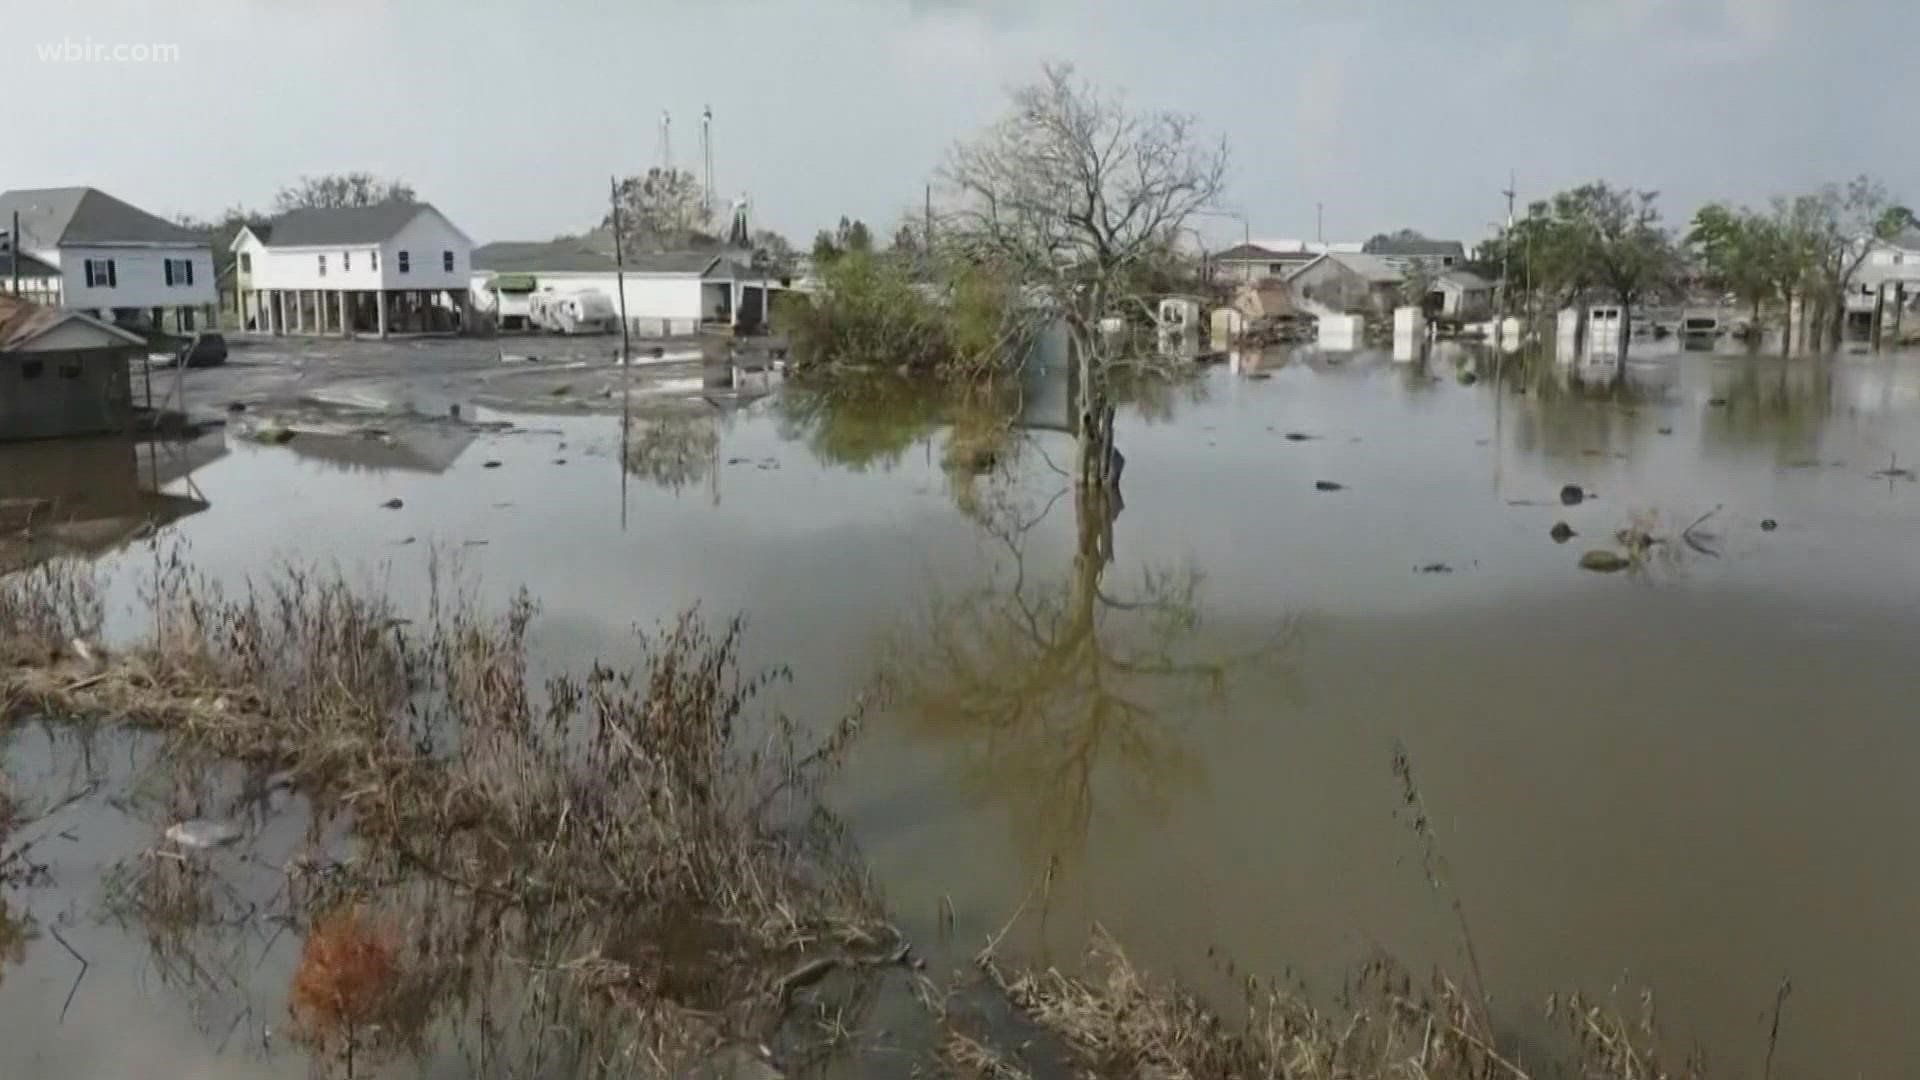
[9,0,1913,248]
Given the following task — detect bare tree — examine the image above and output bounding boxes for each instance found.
[273,173,416,212]
[604,168,716,255]
[941,63,1227,489]
[1800,176,1911,346]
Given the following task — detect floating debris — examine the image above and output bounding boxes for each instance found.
[1578,550,1630,573]
[1550,522,1576,544]
[1560,484,1586,506]
[380,498,403,510]
[1314,481,1345,492]
[1761,518,1778,532]
[1283,432,1316,442]
[164,820,242,850]
[1416,563,1453,574]
[482,461,503,470]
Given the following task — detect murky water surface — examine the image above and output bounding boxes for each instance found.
[6,345,1920,1076]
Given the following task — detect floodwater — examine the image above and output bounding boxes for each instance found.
[7,342,1920,1076]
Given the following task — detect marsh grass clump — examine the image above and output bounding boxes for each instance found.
[2,545,894,1073]
[955,931,1691,1080]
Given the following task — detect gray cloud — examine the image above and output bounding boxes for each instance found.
[5,0,1912,248]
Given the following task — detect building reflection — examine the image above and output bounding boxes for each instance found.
[0,436,222,572]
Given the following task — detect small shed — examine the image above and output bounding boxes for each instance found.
[1286,252,1405,318]
[1432,270,1494,320]
[0,294,145,441]
[1232,280,1299,321]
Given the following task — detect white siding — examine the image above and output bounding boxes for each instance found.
[58,244,215,310]
[377,208,471,291]
[245,241,384,290]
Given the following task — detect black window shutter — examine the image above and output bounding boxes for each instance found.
[107,260,117,287]
[185,261,194,286]
[165,260,175,286]
[85,262,95,288]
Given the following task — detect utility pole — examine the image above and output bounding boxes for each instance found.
[7,211,18,297]
[701,105,714,216]
[1499,170,1516,347]
[659,111,673,173]
[1316,202,1324,246]
[611,175,633,529]
[925,184,933,250]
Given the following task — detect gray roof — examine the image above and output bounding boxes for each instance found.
[473,238,731,277]
[0,187,203,247]
[256,202,433,247]
[1440,269,1492,290]
[1296,251,1405,285]
[1362,236,1467,259]
[0,250,59,279]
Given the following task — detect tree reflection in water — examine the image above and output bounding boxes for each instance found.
[622,408,721,495]
[893,453,1289,870]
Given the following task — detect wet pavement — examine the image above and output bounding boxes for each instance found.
[7,342,1920,1076]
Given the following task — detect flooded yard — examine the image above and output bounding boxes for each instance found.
[6,340,1920,1076]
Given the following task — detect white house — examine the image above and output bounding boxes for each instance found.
[0,187,217,332]
[1848,228,1920,318]
[232,202,475,337]
[470,237,779,336]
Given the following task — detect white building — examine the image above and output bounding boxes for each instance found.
[1214,239,1363,284]
[470,237,780,336]
[232,202,474,337]
[0,186,217,332]
[1848,228,1920,316]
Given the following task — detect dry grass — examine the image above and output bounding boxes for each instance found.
[950,930,1698,1080]
[1,546,896,1074]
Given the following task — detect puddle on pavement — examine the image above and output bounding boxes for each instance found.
[7,346,1920,1076]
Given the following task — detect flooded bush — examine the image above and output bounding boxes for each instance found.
[780,252,1028,379]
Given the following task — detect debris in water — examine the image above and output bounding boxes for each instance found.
[1658,426,1674,435]
[1708,397,1728,407]
[1560,484,1585,506]
[1578,550,1630,573]
[164,820,242,849]
[1314,481,1345,492]
[380,498,403,510]
[554,458,567,465]
[483,461,502,469]
[1761,518,1778,532]
[1871,453,1915,481]
[1550,522,1576,544]
[1416,563,1453,574]
[227,402,247,413]
[1248,372,1273,380]
[1283,432,1316,442]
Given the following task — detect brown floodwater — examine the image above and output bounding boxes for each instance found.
[5,343,1920,1076]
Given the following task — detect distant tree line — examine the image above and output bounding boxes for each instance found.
[1477,174,1910,367]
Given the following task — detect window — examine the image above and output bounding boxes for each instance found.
[19,360,43,379]
[163,258,194,286]
[370,251,378,271]
[317,254,327,277]
[343,251,352,271]
[442,250,454,273]
[59,361,82,379]
[83,258,117,289]
[398,250,410,274]
[239,252,252,273]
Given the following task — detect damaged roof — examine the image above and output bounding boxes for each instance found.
[0,294,145,352]
[0,187,203,247]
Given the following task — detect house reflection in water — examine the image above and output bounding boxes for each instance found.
[0,436,221,572]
